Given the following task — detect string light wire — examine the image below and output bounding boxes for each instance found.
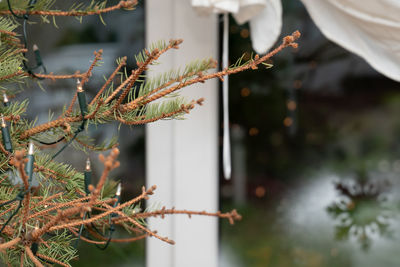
[7,0,47,79]
[0,142,34,234]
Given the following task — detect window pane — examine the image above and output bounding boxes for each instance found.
[220,2,400,267]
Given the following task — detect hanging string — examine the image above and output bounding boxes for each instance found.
[7,0,47,79]
[31,223,55,265]
[74,160,121,251]
[6,1,64,147]
[76,212,114,249]
[75,182,122,250]
[0,197,23,233]
[3,91,83,159]
[31,136,66,146]
[48,83,88,159]
[6,0,25,19]
[48,121,85,161]
[74,158,92,247]
[43,80,88,161]
[35,118,85,160]
[77,184,121,250]
[222,13,231,180]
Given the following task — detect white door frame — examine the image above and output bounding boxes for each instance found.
[145,1,219,267]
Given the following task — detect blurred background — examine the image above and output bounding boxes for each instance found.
[223,1,400,267]
[17,0,400,266]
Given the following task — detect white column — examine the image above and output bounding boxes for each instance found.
[145,1,219,267]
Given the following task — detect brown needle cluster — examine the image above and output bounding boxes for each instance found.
[18,31,300,140]
[0,0,138,17]
[0,148,241,266]
[0,0,138,83]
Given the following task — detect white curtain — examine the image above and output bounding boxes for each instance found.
[301,0,400,82]
[191,0,400,82]
[191,0,282,55]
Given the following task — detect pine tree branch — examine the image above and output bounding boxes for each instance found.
[0,237,21,251]
[25,246,44,267]
[69,227,107,245]
[90,57,127,105]
[19,32,300,140]
[0,205,17,219]
[0,141,10,156]
[0,29,16,36]
[34,72,84,80]
[65,50,102,117]
[86,227,149,243]
[131,58,217,107]
[0,3,267,265]
[104,72,135,104]
[35,253,69,267]
[27,196,90,220]
[0,70,85,82]
[126,31,301,111]
[30,193,63,209]
[116,98,204,125]
[89,148,120,204]
[110,207,176,245]
[129,208,241,225]
[81,50,103,86]
[0,48,27,62]
[0,0,138,17]
[0,147,242,265]
[113,39,183,110]
[47,185,156,231]
[73,135,118,152]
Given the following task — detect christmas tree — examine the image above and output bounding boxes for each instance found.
[0,0,299,266]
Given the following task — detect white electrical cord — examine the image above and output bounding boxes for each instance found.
[222,13,231,180]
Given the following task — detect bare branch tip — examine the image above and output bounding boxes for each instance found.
[120,0,138,8]
[292,30,301,39]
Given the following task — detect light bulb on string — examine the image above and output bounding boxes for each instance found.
[94,182,122,251]
[1,114,13,153]
[3,93,9,107]
[116,183,122,198]
[77,79,88,118]
[84,158,92,195]
[26,141,35,182]
[33,44,43,68]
